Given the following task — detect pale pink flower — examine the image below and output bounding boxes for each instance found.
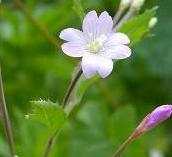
[60,10,131,78]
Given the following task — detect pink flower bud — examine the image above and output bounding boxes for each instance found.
[134,105,172,138]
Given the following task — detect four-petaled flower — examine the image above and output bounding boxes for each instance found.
[60,10,131,78]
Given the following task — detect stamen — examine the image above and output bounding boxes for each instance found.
[87,35,107,53]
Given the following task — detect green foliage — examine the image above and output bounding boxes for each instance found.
[51,103,146,157]
[0,136,8,156]
[119,7,158,46]
[29,100,67,133]
[73,0,85,20]
[0,0,172,156]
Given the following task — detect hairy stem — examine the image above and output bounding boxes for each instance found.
[0,66,15,157]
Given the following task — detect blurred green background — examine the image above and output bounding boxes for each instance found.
[0,0,172,157]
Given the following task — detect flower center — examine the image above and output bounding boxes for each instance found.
[87,34,107,53]
[87,41,102,53]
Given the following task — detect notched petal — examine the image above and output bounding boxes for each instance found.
[82,10,98,34]
[98,11,113,35]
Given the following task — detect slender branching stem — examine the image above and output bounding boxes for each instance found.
[62,68,83,109]
[42,68,82,157]
[113,7,125,26]
[42,3,136,156]
[112,136,133,157]
[0,66,15,157]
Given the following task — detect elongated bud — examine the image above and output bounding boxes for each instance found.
[111,105,171,157]
[131,0,145,11]
[133,105,172,138]
[119,0,132,10]
[149,17,158,28]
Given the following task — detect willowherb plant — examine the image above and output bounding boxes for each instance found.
[0,0,171,157]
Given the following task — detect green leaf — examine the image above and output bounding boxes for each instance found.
[119,7,158,46]
[73,0,85,20]
[28,100,67,133]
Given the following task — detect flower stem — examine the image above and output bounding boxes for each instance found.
[62,68,83,109]
[0,66,15,157]
[42,68,83,157]
[113,9,123,25]
[111,129,140,157]
[113,9,135,31]
[113,6,126,26]
[111,133,134,157]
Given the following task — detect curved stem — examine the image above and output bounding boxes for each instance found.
[0,66,15,157]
